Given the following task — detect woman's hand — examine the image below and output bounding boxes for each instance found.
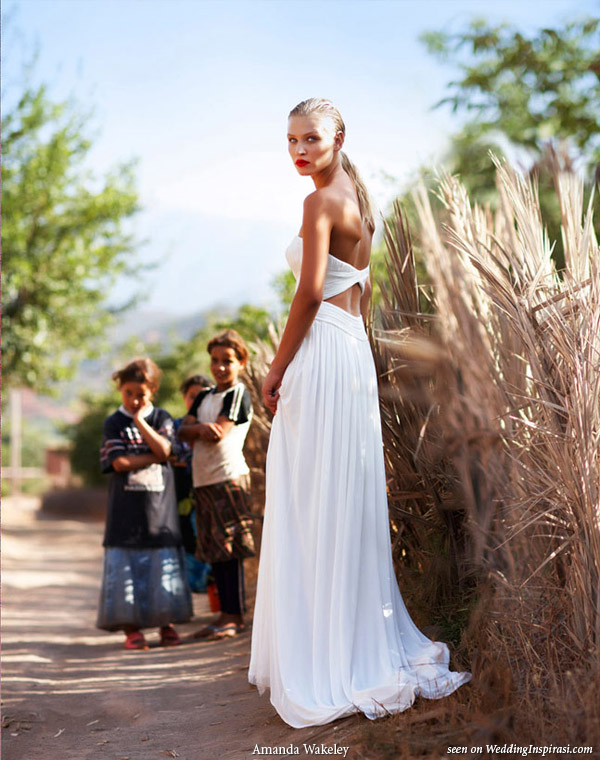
[262,366,285,415]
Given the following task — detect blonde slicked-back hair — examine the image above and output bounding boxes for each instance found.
[289,98,375,233]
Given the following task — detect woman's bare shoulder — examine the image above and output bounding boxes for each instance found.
[303,187,343,218]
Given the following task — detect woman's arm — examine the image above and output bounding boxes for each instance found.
[262,192,332,413]
[133,409,172,461]
[112,453,163,472]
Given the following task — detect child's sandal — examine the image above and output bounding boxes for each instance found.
[124,631,149,650]
[203,623,238,641]
[159,625,182,647]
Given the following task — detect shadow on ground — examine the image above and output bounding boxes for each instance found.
[1,495,363,760]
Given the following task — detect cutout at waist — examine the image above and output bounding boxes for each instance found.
[323,283,363,318]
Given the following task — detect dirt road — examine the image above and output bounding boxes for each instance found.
[1,496,363,760]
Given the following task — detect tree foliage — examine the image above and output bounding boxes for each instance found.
[2,84,141,390]
[422,18,600,165]
[271,269,296,311]
[399,16,600,268]
[215,303,274,343]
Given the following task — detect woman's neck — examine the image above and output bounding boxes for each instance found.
[311,155,343,190]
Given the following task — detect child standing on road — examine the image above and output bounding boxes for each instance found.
[172,374,213,592]
[97,358,192,650]
[179,330,255,641]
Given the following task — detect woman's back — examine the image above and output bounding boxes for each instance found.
[300,180,373,316]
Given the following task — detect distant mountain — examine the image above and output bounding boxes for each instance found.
[110,307,209,345]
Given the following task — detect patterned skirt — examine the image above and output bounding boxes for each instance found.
[193,475,256,563]
[97,546,193,631]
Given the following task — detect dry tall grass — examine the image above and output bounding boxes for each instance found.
[243,158,599,756]
[370,157,599,755]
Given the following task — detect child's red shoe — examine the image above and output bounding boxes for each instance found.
[159,625,182,647]
[124,631,149,650]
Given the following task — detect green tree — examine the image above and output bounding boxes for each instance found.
[215,303,274,343]
[2,84,142,390]
[68,392,117,487]
[400,17,600,268]
[422,18,600,165]
[271,270,296,312]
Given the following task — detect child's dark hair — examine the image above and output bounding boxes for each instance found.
[180,374,212,395]
[112,358,162,391]
[207,330,249,364]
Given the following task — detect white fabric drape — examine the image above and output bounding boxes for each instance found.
[249,300,471,728]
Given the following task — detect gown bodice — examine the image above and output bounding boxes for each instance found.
[285,236,370,300]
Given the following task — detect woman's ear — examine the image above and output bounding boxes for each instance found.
[334,131,345,152]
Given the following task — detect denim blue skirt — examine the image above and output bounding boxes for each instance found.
[97,546,193,631]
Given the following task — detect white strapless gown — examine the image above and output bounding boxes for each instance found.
[248,238,471,728]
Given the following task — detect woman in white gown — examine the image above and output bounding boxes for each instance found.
[248,98,471,728]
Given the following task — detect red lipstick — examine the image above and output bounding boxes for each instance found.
[295,160,309,167]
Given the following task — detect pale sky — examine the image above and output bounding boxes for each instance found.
[4,0,594,317]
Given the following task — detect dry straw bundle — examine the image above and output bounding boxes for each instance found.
[374,156,599,750]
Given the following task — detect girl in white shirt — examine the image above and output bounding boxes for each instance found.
[179,330,255,641]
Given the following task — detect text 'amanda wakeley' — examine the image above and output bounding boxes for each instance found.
[252,744,350,756]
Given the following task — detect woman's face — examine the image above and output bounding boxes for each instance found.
[287,115,343,176]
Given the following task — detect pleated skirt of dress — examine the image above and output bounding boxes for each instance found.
[97,546,193,631]
[248,301,471,728]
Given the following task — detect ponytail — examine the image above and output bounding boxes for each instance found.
[340,151,375,234]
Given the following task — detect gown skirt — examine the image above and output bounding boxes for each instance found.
[248,301,471,728]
